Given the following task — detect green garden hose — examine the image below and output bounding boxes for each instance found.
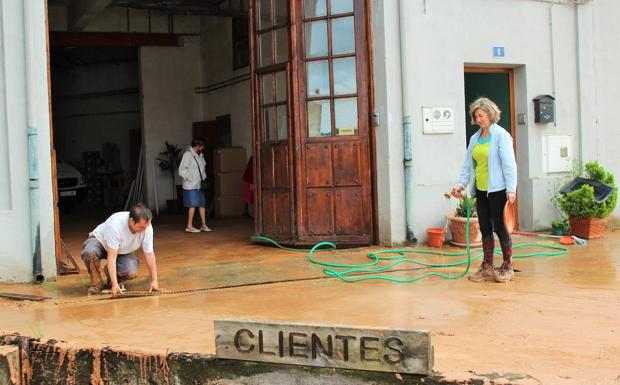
[250,201,569,283]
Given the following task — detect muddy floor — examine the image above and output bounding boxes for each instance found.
[1,211,619,384]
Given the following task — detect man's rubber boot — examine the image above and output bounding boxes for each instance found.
[86,255,104,294]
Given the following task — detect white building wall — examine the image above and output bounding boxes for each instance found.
[370,0,406,245]
[586,0,620,218]
[0,0,56,282]
[140,36,203,213]
[200,16,252,156]
[372,0,619,244]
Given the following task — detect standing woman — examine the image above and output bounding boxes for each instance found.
[178,137,212,233]
[452,97,517,282]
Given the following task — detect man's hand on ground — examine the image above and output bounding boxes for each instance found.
[148,281,165,293]
[111,284,124,296]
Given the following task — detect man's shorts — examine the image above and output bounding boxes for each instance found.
[80,237,139,278]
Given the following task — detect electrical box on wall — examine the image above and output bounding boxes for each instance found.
[422,107,454,134]
[533,95,555,123]
[543,135,571,173]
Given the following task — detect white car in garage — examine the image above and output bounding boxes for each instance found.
[56,158,87,204]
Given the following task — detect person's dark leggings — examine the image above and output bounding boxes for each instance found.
[476,189,512,268]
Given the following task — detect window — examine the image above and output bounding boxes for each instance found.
[257,0,289,68]
[233,16,249,69]
[304,0,358,137]
[261,71,288,141]
[257,0,290,142]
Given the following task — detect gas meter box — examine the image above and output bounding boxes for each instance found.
[533,95,555,123]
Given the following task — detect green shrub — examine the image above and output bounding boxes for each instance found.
[558,161,617,219]
[455,195,477,218]
[551,218,570,234]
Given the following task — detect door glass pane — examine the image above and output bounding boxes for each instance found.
[275,0,288,25]
[306,60,330,97]
[308,100,332,137]
[330,0,353,15]
[331,17,355,55]
[305,20,328,58]
[276,71,287,102]
[333,57,357,95]
[262,73,274,103]
[275,27,289,63]
[335,97,358,136]
[258,0,271,29]
[277,105,288,139]
[260,32,273,67]
[264,107,276,141]
[304,0,327,18]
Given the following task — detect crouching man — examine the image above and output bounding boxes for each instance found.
[81,204,161,296]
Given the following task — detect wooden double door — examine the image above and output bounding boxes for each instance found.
[251,0,374,245]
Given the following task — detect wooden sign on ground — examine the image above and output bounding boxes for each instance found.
[215,319,433,375]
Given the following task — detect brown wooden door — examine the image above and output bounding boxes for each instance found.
[251,0,374,245]
[296,0,373,244]
[252,0,295,241]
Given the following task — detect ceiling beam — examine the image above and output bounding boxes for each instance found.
[50,32,181,47]
[69,0,114,31]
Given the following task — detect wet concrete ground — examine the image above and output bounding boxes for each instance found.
[1,212,619,384]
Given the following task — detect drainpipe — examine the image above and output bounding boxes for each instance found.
[399,0,416,243]
[24,0,44,283]
[574,3,584,162]
[549,1,557,127]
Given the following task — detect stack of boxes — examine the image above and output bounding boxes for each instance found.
[214,147,247,217]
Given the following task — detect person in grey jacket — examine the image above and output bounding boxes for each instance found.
[178,137,211,233]
[452,97,517,283]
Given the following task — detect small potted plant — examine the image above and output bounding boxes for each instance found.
[551,218,570,236]
[558,161,617,239]
[446,193,481,247]
[156,141,182,212]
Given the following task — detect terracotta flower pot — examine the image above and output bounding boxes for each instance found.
[569,216,607,239]
[447,214,482,247]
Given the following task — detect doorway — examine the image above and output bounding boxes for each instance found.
[464,67,518,228]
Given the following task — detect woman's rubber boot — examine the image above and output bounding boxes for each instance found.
[495,239,514,283]
[468,239,495,282]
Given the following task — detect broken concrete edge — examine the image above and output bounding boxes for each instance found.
[0,333,535,385]
[0,345,20,385]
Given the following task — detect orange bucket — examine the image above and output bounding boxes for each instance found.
[427,228,445,247]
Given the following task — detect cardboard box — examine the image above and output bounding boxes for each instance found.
[214,147,247,173]
[216,172,244,196]
[216,195,245,217]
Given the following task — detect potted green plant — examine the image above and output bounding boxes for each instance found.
[550,218,570,236]
[446,194,481,247]
[558,161,617,239]
[156,141,182,212]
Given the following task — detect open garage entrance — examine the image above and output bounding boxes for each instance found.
[46,0,376,278]
[47,1,256,275]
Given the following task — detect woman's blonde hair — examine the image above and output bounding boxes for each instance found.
[469,97,501,125]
